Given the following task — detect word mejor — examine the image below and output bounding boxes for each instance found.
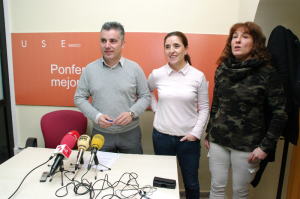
[50,64,85,90]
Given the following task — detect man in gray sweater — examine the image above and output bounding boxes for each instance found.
[74,22,150,154]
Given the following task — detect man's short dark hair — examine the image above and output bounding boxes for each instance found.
[101,22,125,40]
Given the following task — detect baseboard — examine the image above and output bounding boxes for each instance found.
[200,192,210,197]
[180,191,209,197]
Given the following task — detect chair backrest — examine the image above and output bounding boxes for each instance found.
[41,110,87,148]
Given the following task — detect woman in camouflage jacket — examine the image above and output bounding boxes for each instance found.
[205,22,287,199]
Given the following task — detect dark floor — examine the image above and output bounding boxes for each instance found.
[180,192,209,199]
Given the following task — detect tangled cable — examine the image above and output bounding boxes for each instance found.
[54,170,157,199]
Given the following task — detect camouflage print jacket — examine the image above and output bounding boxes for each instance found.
[207,58,287,153]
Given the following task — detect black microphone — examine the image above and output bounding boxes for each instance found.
[49,130,80,177]
[87,134,105,170]
[75,135,90,170]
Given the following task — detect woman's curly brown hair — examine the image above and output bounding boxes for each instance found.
[217,22,271,65]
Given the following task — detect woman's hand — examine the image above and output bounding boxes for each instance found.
[180,134,198,142]
[204,139,210,150]
[248,147,267,163]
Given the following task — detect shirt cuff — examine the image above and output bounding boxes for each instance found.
[95,113,102,123]
[190,131,201,140]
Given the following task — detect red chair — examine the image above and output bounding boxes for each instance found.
[26,110,87,148]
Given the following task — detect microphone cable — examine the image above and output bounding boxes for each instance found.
[55,169,95,198]
[93,172,157,199]
[110,172,156,199]
[7,155,54,199]
[54,170,157,199]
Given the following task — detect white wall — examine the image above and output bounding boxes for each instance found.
[5,0,260,195]
[8,0,258,34]
[255,0,300,38]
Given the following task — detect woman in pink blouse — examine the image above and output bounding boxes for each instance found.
[148,31,209,199]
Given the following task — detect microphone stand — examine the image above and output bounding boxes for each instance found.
[73,151,84,170]
[59,161,64,186]
[71,151,85,180]
[49,160,65,186]
[72,158,85,181]
[76,151,85,165]
[93,154,111,180]
[94,154,111,171]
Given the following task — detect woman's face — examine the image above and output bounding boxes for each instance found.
[231,27,254,61]
[164,35,187,67]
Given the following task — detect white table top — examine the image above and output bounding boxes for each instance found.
[0,147,179,199]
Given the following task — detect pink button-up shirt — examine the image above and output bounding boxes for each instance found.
[148,63,209,139]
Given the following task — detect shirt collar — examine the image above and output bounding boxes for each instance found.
[166,62,190,75]
[101,57,125,68]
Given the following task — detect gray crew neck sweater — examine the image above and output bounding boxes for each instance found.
[74,58,150,134]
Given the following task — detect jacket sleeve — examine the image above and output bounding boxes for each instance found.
[259,70,288,153]
[206,66,221,134]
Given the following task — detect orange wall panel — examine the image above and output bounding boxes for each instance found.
[12,32,227,106]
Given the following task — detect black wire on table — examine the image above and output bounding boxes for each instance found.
[7,155,54,199]
[55,170,157,199]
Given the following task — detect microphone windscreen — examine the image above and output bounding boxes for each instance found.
[77,135,90,150]
[60,130,80,149]
[91,134,105,150]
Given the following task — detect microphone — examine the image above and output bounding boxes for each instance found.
[49,130,80,177]
[75,135,91,170]
[87,134,105,170]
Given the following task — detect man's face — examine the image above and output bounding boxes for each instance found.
[100,29,124,65]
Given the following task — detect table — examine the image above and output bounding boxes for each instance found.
[0,147,179,199]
